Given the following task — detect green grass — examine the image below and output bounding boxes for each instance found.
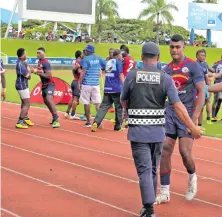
[2,39,222,138]
[5,71,114,120]
[5,70,222,138]
[1,39,222,65]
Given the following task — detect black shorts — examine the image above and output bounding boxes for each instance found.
[42,83,55,98]
[71,80,80,97]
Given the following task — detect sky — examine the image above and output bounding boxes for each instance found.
[0,0,222,46]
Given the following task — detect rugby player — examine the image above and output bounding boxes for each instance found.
[32,47,60,128]
[120,45,136,127]
[196,49,211,125]
[64,50,83,119]
[15,48,34,128]
[156,35,205,204]
[211,55,222,122]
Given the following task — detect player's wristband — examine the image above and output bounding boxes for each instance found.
[2,88,6,93]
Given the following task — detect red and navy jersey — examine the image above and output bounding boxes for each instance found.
[163,57,204,109]
[72,58,82,80]
[38,58,54,86]
[122,56,136,77]
[213,60,222,83]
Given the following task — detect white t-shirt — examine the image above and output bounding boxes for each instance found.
[9,26,13,33]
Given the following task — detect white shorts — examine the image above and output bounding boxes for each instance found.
[80,85,101,105]
[218,92,222,99]
[17,88,30,99]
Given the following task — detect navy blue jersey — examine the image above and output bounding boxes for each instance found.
[15,60,28,90]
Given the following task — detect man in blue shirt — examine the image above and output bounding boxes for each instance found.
[196,49,211,125]
[211,55,222,121]
[91,49,125,132]
[15,48,34,129]
[78,44,106,127]
[120,42,202,217]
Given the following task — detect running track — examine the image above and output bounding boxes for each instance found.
[1,102,222,217]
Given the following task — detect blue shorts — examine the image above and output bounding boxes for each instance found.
[205,84,209,99]
[71,80,80,97]
[42,83,55,98]
[196,84,209,100]
[165,107,193,139]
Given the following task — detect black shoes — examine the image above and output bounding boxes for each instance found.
[140,207,155,217]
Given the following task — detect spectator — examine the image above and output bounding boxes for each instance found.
[78,44,106,127]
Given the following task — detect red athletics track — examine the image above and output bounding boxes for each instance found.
[1,102,222,217]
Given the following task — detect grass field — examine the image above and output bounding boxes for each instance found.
[5,70,112,119]
[5,69,222,138]
[1,39,222,65]
[1,39,222,137]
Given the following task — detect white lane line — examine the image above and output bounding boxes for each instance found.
[173,152,222,165]
[3,102,222,142]
[1,208,22,217]
[172,169,222,183]
[2,116,127,145]
[2,142,138,183]
[2,167,139,216]
[3,127,222,167]
[3,113,222,153]
[2,128,131,160]
[2,160,222,210]
[2,141,222,187]
[46,184,63,187]
[2,105,115,131]
[194,145,222,152]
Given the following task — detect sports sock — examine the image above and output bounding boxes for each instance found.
[160,171,171,185]
[188,172,196,182]
[71,110,75,116]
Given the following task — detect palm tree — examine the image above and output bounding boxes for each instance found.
[96,0,119,42]
[138,0,178,44]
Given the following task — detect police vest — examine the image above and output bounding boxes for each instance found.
[128,67,166,126]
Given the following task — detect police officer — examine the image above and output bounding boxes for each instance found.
[120,42,202,217]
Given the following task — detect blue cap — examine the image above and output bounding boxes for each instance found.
[85,44,95,53]
[142,42,160,56]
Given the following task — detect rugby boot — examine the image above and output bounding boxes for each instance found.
[91,122,98,132]
[24,118,34,126]
[15,120,28,129]
[186,174,197,201]
[155,189,170,204]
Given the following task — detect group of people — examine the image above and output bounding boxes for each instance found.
[64,43,136,130]
[62,35,221,217]
[1,33,222,217]
[120,35,222,217]
[59,36,221,216]
[196,50,222,125]
[5,47,61,129]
